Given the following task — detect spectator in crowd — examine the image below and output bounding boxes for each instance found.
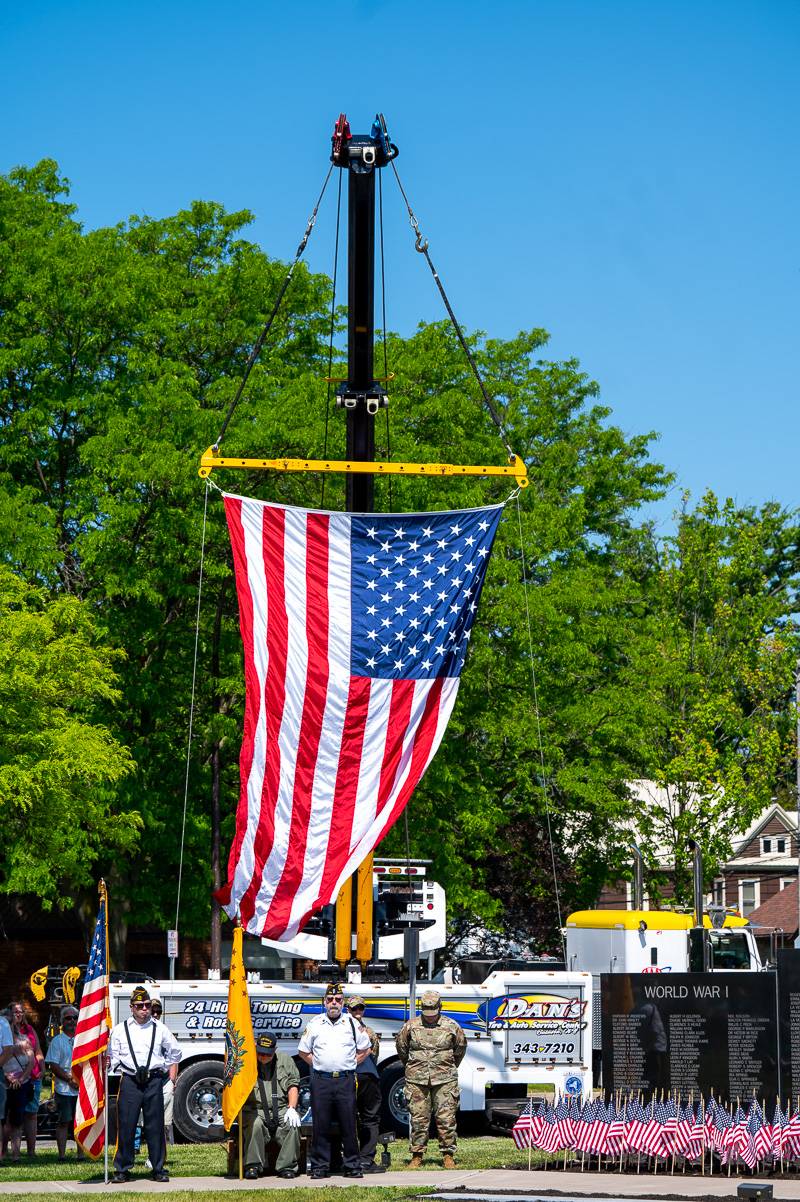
[46,1007,82,1162]
[2,1032,34,1164]
[11,1002,45,1160]
[0,1009,15,1166]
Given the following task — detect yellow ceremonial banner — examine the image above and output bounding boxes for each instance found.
[222,925,257,1130]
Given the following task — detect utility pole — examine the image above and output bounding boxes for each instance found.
[330,115,396,974]
[795,660,800,949]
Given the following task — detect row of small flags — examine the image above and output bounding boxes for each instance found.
[512,1094,800,1169]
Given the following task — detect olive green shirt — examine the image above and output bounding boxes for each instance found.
[242,1051,300,1121]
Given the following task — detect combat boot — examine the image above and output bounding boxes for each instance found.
[442,1153,456,1170]
[408,1153,424,1169]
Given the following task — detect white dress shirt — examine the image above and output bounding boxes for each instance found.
[46,1033,78,1096]
[109,1017,182,1076]
[297,1012,370,1072]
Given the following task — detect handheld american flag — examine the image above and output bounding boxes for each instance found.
[71,884,110,1159]
[218,495,503,939]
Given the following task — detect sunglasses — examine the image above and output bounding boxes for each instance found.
[325,995,344,1002]
[132,1002,152,1010]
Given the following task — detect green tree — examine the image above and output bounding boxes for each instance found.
[0,566,138,904]
[632,493,800,904]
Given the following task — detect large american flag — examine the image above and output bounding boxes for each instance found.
[71,886,110,1159]
[218,494,503,938]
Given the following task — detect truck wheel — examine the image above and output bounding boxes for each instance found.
[380,1061,409,1136]
[173,1060,226,1143]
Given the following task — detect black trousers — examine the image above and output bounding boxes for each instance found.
[355,1072,381,1163]
[309,1071,359,1172]
[114,1072,166,1173]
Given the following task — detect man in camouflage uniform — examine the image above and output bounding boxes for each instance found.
[394,989,466,1169]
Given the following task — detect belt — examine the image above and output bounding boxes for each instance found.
[314,1069,353,1079]
[122,1069,165,1079]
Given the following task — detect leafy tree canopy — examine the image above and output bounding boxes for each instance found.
[1,161,797,958]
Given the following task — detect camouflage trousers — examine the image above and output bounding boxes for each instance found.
[406,1079,460,1155]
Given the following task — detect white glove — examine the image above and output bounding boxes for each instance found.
[284,1107,301,1128]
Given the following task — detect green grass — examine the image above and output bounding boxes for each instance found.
[0,1193,418,1202]
[0,1134,543,1182]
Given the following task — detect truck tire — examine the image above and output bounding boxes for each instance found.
[379,1061,409,1136]
[173,1059,226,1143]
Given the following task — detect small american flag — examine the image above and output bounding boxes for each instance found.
[218,495,503,939]
[71,885,110,1159]
[751,1099,772,1164]
[706,1096,733,1158]
[511,1099,537,1150]
[605,1097,625,1156]
[640,1099,666,1158]
[623,1096,648,1153]
[784,1101,800,1158]
[771,1100,788,1160]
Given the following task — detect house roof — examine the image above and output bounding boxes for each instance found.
[731,803,797,855]
[746,880,800,937]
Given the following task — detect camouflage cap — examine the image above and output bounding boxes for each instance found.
[130,986,150,1004]
[255,1032,277,1052]
[419,989,442,1011]
[347,996,366,1010]
[61,1006,79,1019]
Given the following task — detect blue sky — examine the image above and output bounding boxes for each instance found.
[3,0,798,528]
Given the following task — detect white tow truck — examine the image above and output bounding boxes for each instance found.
[109,971,592,1142]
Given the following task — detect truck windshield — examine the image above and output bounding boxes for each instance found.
[709,931,751,970]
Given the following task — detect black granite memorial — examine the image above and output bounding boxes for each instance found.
[601,972,778,1100]
[777,948,800,1101]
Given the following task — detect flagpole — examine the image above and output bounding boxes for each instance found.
[101,879,110,1186]
[103,1055,110,1185]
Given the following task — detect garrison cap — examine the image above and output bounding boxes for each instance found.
[130,986,150,1004]
[255,1032,277,1052]
[347,996,366,1010]
[324,982,344,997]
[420,989,442,1011]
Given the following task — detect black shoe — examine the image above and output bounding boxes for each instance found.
[243,1166,259,1180]
[361,1161,386,1173]
[150,1170,170,1182]
[309,1168,329,1178]
[277,1168,299,1178]
[111,1171,132,1184]
[343,1167,364,1178]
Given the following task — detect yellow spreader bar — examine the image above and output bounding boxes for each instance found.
[199,447,529,489]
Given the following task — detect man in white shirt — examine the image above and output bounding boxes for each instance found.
[108,987,182,1184]
[45,1006,81,1162]
[298,982,371,1179]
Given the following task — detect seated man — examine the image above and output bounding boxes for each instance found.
[240,1033,302,1179]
